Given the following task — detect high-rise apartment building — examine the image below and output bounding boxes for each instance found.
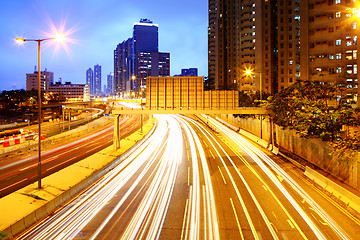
[94,64,102,96]
[138,52,170,86]
[114,38,133,95]
[114,19,170,96]
[300,0,358,99]
[107,72,114,95]
[26,68,54,91]
[86,68,94,95]
[208,0,300,94]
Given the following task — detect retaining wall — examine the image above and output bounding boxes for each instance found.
[219,114,360,190]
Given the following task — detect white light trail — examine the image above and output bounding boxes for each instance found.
[204,114,350,240]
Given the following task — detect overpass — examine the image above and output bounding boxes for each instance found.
[112,76,273,150]
[112,106,272,150]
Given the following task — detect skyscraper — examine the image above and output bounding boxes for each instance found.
[107,72,114,95]
[114,19,170,96]
[94,64,101,96]
[114,38,133,95]
[86,68,94,95]
[132,19,159,92]
[208,0,300,94]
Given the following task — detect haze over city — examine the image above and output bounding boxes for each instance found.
[0,0,208,91]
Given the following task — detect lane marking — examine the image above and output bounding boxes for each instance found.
[180,198,189,240]
[217,166,227,184]
[209,149,215,159]
[188,167,190,186]
[230,198,245,240]
[287,219,295,229]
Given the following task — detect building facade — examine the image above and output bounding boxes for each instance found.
[208,0,300,94]
[114,38,133,95]
[300,0,358,100]
[86,68,94,95]
[114,19,170,96]
[48,81,86,102]
[94,64,102,96]
[26,68,54,92]
[107,72,114,95]
[138,52,170,87]
[180,68,198,76]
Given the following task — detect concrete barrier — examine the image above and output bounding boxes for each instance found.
[45,199,57,216]
[23,211,37,229]
[34,206,47,222]
[208,115,360,214]
[304,166,360,214]
[8,219,26,239]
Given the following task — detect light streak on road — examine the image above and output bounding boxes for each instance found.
[19,115,221,240]
[203,114,351,240]
[15,113,359,239]
[174,115,220,240]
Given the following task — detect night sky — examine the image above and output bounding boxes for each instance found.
[0,0,208,91]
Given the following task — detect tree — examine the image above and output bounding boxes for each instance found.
[268,80,357,141]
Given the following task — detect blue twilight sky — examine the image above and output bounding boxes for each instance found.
[0,0,208,91]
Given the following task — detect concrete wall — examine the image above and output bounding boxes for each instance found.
[221,115,360,189]
[276,126,359,188]
[217,114,271,143]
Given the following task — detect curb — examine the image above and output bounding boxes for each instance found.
[304,166,360,213]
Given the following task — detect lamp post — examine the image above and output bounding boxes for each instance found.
[245,69,263,139]
[16,34,64,189]
[245,69,262,102]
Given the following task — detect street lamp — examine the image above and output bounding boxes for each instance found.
[245,68,263,139]
[16,34,64,189]
[244,68,262,102]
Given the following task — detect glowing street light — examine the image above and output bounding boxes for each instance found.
[15,33,65,189]
[244,68,262,101]
[244,68,263,139]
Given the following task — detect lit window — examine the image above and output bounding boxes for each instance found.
[336,53,342,59]
[336,39,341,45]
[329,54,334,59]
[336,12,341,18]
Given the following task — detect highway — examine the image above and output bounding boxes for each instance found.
[0,114,142,197]
[17,115,360,239]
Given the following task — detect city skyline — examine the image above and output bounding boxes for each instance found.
[0,0,207,91]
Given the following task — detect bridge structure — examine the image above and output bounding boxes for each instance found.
[112,76,273,150]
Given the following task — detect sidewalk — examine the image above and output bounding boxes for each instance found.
[0,116,155,238]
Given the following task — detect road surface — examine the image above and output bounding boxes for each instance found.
[0,115,142,197]
[17,115,360,239]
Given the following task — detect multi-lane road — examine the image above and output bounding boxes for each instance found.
[0,114,142,197]
[17,115,360,239]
